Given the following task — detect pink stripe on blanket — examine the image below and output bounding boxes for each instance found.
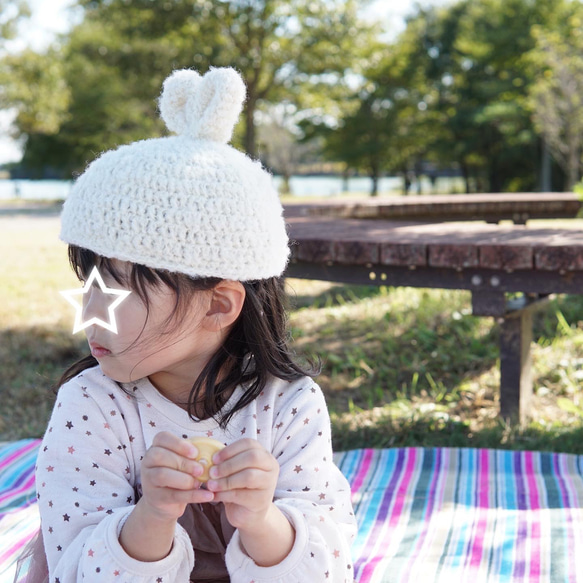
[359,448,418,582]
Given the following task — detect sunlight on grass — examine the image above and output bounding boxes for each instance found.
[2,212,583,451]
[0,217,78,327]
[286,277,583,453]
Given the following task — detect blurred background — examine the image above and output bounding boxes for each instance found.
[1,0,582,199]
[2,0,583,453]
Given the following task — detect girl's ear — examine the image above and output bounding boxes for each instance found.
[203,280,246,332]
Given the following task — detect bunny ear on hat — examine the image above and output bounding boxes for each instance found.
[159,66,247,144]
[60,64,289,282]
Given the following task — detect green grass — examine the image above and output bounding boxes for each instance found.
[287,280,583,453]
[2,208,583,453]
[0,213,86,439]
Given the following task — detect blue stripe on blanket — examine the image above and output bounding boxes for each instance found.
[3,441,583,582]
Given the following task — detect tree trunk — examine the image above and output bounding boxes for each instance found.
[402,169,411,195]
[244,97,257,158]
[414,159,423,194]
[461,161,471,194]
[282,173,291,195]
[488,155,501,193]
[540,137,552,192]
[342,167,349,192]
[370,161,379,196]
[370,174,379,196]
[567,139,579,191]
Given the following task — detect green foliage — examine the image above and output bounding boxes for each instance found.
[575,179,583,201]
[0,49,70,135]
[0,0,30,43]
[298,0,569,194]
[2,0,377,176]
[404,0,567,193]
[527,3,583,190]
[3,0,582,190]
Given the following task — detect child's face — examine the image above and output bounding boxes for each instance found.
[82,259,217,400]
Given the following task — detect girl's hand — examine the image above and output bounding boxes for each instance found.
[140,431,215,522]
[206,438,280,533]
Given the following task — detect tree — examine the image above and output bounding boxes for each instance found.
[2,0,378,176]
[528,8,583,191]
[0,48,71,177]
[0,0,30,44]
[404,0,566,192]
[298,6,445,196]
[256,104,320,194]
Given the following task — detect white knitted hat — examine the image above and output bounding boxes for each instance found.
[59,67,290,281]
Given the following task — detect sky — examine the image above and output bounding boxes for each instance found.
[0,0,453,165]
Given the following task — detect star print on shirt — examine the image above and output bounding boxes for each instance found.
[37,370,356,582]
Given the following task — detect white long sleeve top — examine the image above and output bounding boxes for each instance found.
[35,365,357,582]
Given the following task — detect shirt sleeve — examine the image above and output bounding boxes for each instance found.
[36,379,194,583]
[225,380,357,583]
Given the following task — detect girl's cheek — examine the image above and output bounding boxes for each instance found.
[115,303,150,342]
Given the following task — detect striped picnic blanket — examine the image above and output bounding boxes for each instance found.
[335,448,583,582]
[0,440,40,583]
[2,441,583,582]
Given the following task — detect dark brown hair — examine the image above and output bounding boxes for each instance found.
[56,245,318,427]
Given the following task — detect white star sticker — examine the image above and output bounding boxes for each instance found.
[60,265,131,334]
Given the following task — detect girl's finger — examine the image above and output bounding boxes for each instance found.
[207,468,268,493]
[211,488,265,507]
[145,447,204,477]
[212,438,262,464]
[147,466,204,491]
[211,448,276,481]
[155,486,215,506]
[151,431,199,459]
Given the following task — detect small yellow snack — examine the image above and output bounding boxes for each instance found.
[187,436,225,482]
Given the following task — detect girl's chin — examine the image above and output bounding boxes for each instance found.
[98,363,144,385]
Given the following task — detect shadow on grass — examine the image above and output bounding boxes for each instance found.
[291,285,499,412]
[288,283,389,311]
[290,284,583,414]
[331,412,583,454]
[291,282,583,345]
[0,324,85,441]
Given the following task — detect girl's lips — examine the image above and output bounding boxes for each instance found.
[91,346,111,357]
[89,342,111,357]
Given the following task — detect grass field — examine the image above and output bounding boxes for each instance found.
[2,201,583,452]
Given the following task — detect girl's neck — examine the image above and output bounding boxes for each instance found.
[147,365,233,418]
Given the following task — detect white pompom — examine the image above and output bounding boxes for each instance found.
[159,67,246,143]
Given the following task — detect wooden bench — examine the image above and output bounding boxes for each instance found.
[284,215,583,424]
[284,192,582,224]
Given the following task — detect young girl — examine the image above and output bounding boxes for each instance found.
[22,67,357,583]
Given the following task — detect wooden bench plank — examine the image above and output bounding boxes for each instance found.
[287,217,583,271]
[286,216,583,426]
[284,192,582,223]
[534,232,583,270]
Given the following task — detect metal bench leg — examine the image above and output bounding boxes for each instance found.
[499,309,533,425]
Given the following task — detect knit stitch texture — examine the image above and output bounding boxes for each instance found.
[59,67,290,281]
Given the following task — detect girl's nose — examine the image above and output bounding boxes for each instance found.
[82,284,113,328]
